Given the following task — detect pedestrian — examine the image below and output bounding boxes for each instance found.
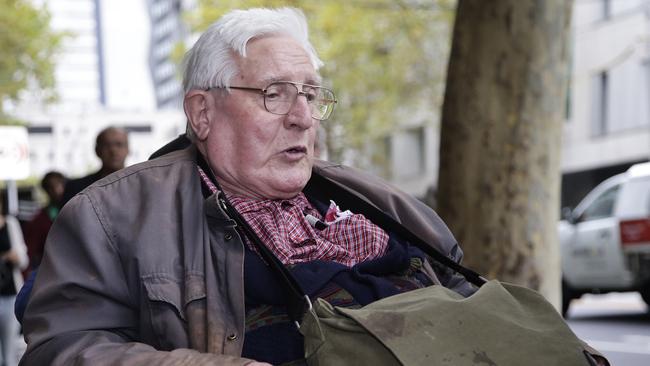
[61,126,129,205]
[14,172,65,325]
[0,195,28,366]
[16,126,129,320]
[24,171,65,270]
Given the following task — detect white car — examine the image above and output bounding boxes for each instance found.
[559,162,650,316]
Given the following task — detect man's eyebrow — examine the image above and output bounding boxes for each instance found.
[306,74,323,85]
[259,75,323,86]
[305,76,323,85]
[261,76,283,84]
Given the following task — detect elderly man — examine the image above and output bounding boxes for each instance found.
[20,8,473,366]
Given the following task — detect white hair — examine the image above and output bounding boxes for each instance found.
[182,7,323,141]
[182,7,323,93]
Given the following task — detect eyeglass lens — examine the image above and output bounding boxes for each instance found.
[264,82,335,120]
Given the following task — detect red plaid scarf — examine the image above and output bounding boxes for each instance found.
[198,167,388,266]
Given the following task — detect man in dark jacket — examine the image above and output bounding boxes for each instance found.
[61,126,129,205]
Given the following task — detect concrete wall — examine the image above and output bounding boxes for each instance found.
[563,0,650,174]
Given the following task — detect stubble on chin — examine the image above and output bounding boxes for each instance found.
[264,164,312,199]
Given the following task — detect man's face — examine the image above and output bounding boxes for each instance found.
[96,129,129,173]
[201,35,320,200]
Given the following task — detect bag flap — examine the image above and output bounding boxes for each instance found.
[335,280,591,366]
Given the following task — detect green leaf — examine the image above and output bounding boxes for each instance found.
[0,0,64,120]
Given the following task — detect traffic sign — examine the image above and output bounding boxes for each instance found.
[0,126,30,180]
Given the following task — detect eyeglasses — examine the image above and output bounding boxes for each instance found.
[209,81,337,121]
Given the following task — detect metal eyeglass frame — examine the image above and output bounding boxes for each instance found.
[207,81,337,121]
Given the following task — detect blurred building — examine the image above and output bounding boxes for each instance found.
[11,0,191,181]
[374,0,650,206]
[562,0,650,208]
[366,101,441,202]
[148,0,185,109]
[14,0,650,210]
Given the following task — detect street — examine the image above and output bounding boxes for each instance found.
[567,292,650,366]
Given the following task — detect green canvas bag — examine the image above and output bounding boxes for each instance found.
[217,190,606,366]
[300,280,597,366]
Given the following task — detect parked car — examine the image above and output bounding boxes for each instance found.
[558,162,650,316]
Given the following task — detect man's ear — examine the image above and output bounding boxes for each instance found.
[184,90,212,141]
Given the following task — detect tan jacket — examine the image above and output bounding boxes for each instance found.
[20,146,466,366]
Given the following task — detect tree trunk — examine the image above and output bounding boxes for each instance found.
[437,0,573,307]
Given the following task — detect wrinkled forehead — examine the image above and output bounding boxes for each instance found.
[235,34,321,85]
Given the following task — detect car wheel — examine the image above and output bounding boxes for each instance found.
[562,279,576,318]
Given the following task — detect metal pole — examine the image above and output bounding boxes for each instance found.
[6,180,18,216]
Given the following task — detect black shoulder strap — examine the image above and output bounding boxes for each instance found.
[197,153,308,322]
[304,172,487,288]
[215,191,308,322]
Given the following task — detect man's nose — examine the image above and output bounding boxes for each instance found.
[284,95,314,130]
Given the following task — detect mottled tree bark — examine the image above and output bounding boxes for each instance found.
[437,0,573,307]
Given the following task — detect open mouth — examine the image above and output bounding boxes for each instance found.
[285,146,307,154]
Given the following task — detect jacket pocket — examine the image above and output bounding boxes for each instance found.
[141,274,206,350]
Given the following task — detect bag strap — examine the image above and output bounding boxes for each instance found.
[304,172,487,288]
[216,191,309,323]
[197,153,309,322]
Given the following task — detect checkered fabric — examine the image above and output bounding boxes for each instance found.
[198,166,389,267]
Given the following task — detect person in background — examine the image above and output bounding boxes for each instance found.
[24,171,65,270]
[16,128,128,322]
[14,172,66,325]
[0,195,28,366]
[61,126,129,205]
[20,8,475,366]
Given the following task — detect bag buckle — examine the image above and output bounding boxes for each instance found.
[295,295,313,329]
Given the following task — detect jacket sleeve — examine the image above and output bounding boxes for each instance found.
[20,194,254,366]
[6,215,29,271]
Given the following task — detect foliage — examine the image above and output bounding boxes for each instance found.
[0,0,63,124]
[184,0,455,168]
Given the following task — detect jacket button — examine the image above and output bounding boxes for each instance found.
[227,333,238,341]
[224,233,233,241]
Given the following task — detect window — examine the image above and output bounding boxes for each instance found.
[124,125,152,133]
[391,126,425,179]
[27,126,53,134]
[565,77,572,121]
[581,185,620,221]
[616,177,650,217]
[590,71,608,136]
[564,36,574,122]
[602,0,611,20]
